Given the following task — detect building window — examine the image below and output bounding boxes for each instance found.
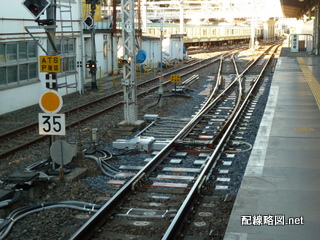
[0,41,38,87]
[54,38,76,74]
[202,29,208,36]
[104,42,108,58]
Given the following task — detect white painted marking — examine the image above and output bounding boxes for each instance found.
[245,86,278,176]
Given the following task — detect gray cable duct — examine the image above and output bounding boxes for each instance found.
[97,150,119,173]
[84,155,117,177]
[0,201,101,239]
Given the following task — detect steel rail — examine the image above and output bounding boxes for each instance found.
[69,49,247,240]
[161,45,280,239]
[0,54,228,159]
[68,51,236,240]
[71,45,280,240]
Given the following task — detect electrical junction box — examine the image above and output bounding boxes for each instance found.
[136,136,155,151]
[112,136,155,151]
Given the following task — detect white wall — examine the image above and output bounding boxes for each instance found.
[0,1,114,115]
[163,37,184,60]
[141,39,161,69]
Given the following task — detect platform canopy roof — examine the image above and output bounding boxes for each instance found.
[280,0,314,18]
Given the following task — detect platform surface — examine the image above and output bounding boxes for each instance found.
[224,55,320,240]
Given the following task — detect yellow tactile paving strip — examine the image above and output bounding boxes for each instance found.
[297,57,320,109]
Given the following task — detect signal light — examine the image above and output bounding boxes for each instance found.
[86,60,97,74]
[22,0,51,19]
[28,4,40,14]
[84,16,93,28]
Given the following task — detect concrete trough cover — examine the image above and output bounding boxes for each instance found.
[193,160,205,166]
[119,165,144,170]
[210,118,226,122]
[107,180,125,186]
[215,185,228,190]
[219,169,229,174]
[149,202,162,207]
[169,158,182,164]
[75,214,91,220]
[151,151,160,156]
[115,173,134,178]
[151,182,188,189]
[161,167,200,173]
[199,90,211,96]
[198,135,214,140]
[222,161,232,166]
[198,153,210,158]
[217,177,230,182]
[152,195,170,200]
[171,152,188,158]
[156,174,194,181]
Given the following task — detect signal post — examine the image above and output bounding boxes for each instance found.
[23,0,68,181]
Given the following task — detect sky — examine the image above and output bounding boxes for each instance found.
[227,0,284,19]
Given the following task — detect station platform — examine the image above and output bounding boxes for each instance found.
[224,53,320,240]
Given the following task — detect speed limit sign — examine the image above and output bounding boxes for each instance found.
[39,113,66,135]
[38,90,65,135]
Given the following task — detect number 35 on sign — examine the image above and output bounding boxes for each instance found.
[39,113,66,135]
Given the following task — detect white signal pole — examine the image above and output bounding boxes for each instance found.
[180,1,184,34]
[250,0,256,52]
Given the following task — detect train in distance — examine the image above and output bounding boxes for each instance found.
[146,22,263,46]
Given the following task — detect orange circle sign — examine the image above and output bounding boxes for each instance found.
[39,90,63,113]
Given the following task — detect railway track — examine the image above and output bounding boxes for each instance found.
[0,52,236,159]
[68,45,280,240]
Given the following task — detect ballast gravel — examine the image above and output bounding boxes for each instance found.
[0,51,274,240]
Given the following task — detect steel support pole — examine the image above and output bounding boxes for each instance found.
[121,0,138,124]
[180,1,184,34]
[79,1,85,93]
[90,3,98,91]
[315,2,320,55]
[159,18,164,107]
[141,0,147,33]
[46,1,60,174]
